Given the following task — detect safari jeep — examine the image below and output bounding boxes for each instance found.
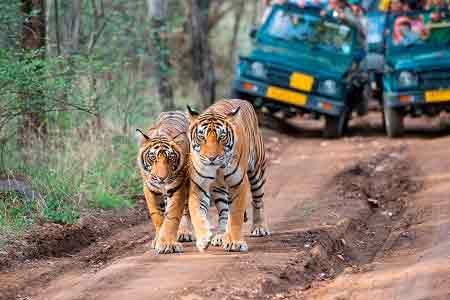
[383,10,450,137]
[230,3,367,138]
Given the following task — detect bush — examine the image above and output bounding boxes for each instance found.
[0,191,35,233]
[1,124,143,231]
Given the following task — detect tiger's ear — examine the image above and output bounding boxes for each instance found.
[136,128,150,145]
[187,105,200,121]
[226,106,241,118]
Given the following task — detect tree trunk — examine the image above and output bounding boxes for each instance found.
[54,0,60,55]
[88,0,105,128]
[63,0,82,56]
[18,0,47,143]
[229,0,245,70]
[189,0,216,109]
[251,0,259,26]
[147,0,175,111]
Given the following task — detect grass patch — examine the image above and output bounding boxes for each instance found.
[0,191,35,233]
[1,125,142,230]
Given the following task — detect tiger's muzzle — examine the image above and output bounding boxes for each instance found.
[199,154,225,167]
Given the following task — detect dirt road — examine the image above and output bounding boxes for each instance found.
[1,114,450,300]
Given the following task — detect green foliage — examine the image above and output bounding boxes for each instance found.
[0,192,35,233]
[0,0,252,234]
[43,198,80,225]
[84,135,140,210]
[2,130,142,225]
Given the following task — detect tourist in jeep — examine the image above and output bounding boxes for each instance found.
[321,0,365,33]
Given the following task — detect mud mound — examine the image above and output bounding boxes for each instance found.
[259,229,346,296]
[0,200,148,271]
[334,146,422,265]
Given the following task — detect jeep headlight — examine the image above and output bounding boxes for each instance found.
[398,71,418,88]
[250,62,267,79]
[318,79,338,96]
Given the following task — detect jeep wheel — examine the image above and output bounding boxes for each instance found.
[324,112,349,139]
[384,105,404,138]
[356,85,370,116]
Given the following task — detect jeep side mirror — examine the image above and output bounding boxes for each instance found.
[249,26,258,39]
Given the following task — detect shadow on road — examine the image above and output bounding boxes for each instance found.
[260,112,450,140]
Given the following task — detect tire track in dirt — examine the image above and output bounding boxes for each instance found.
[304,116,450,300]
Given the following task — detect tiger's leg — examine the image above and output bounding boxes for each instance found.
[211,185,229,246]
[144,186,164,249]
[223,175,251,252]
[177,204,195,242]
[189,181,213,252]
[248,167,271,237]
[154,183,187,254]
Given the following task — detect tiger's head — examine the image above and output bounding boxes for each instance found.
[136,129,187,190]
[187,106,240,168]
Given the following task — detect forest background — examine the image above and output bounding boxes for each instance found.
[0,0,262,239]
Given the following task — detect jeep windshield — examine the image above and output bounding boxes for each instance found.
[389,11,450,50]
[261,6,355,56]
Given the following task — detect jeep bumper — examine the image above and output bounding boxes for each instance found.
[232,78,345,117]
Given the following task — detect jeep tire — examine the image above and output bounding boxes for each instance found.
[324,112,349,139]
[384,104,404,138]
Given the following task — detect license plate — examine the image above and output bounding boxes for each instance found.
[290,72,314,92]
[266,86,307,106]
[425,89,450,103]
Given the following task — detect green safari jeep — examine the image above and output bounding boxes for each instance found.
[383,10,450,137]
[230,3,367,138]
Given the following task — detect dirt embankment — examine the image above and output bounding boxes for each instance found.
[0,202,149,272]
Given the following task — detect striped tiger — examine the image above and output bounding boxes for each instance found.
[136,111,192,254]
[187,99,270,253]
[137,111,230,254]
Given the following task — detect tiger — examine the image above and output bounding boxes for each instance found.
[137,111,230,254]
[136,111,193,254]
[187,99,270,253]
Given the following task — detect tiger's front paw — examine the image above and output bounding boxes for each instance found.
[223,233,248,252]
[150,233,159,249]
[211,232,225,246]
[177,230,195,242]
[195,231,212,252]
[154,239,183,254]
[223,239,249,252]
[250,225,271,237]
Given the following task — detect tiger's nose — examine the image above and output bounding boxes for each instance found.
[152,175,167,183]
[208,155,218,161]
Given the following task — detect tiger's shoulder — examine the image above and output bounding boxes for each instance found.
[206,99,255,116]
[149,111,190,141]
